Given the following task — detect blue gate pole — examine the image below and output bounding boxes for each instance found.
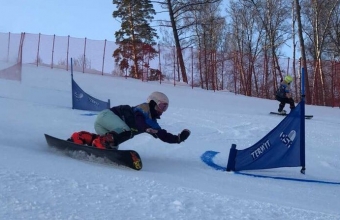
[300,67,306,174]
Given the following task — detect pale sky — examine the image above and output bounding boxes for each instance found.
[0,0,123,41]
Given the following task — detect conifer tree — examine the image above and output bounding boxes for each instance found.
[112,0,159,78]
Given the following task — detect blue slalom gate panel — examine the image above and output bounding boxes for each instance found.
[72,78,110,111]
[226,102,304,171]
[70,57,110,111]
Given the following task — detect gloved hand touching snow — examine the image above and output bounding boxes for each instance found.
[178,129,190,143]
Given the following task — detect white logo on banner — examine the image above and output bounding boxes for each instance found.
[74,92,84,99]
[280,130,296,148]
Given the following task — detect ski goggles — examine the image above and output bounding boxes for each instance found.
[155,102,168,113]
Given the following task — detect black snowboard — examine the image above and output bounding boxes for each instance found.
[270,112,313,119]
[44,134,142,170]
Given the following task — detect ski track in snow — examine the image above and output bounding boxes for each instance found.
[1,168,339,220]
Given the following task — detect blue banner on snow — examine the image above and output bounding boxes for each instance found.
[72,78,110,111]
[226,102,304,171]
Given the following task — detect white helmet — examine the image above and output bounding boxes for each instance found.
[147,91,169,112]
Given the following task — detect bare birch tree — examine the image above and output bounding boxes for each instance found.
[247,0,291,93]
[227,1,266,96]
[188,1,225,90]
[153,0,221,83]
[301,0,340,105]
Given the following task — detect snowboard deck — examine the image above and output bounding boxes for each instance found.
[269,112,313,119]
[44,134,142,170]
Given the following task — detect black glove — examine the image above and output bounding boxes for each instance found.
[178,129,190,143]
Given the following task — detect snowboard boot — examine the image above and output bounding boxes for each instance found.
[278,103,286,114]
[92,133,118,150]
[69,131,98,145]
[113,130,133,145]
[278,109,286,115]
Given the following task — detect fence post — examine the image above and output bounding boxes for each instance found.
[7,32,10,63]
[191,46,194,89]
[337,62,340,108]
[18,32,25,65]
[173,46,176,86]
[331,60,334,107]
[83,37,87,73]
[146,44,150,82]
[221,52,224,91]
[141,43,144,82]
[287,57,290,74]
[66,35,70,71]
[338,62,340,108]
[37,33,41,66]
[51,34,55,69]
[158,44,161,84]
[102,39,107,75]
